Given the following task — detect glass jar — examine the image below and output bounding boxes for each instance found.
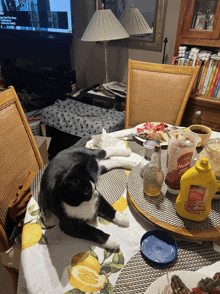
[197,139,220,194]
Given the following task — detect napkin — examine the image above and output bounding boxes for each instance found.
[92,129,130,156]
[90,129,143,169]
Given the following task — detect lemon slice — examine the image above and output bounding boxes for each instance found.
[21,223,42,251]
[112,197,128,212]
[71,252,101,274]
[68,265,106,292]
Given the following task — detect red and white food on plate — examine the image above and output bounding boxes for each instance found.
[135,122,169,143]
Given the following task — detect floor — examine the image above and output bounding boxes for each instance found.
[0,261,14,294]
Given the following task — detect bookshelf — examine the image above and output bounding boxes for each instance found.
[174,0,220,131]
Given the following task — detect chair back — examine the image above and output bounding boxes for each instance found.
[125,59,199,129]
[0,86,43,293]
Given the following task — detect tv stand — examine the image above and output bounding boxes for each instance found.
[0,33,75,112]
[2,59,75,112]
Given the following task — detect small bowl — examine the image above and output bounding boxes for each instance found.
[187,124,212,147]
[140,230,178,265]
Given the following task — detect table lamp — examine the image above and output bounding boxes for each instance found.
[119,4,153,35]
[81,3,129,84]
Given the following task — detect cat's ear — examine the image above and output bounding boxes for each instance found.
[71,157,95,176]
[86,156,98,174]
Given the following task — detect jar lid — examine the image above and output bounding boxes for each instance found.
[140,230,178,265]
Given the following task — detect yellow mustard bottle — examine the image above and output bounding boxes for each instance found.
[175,157,219,221]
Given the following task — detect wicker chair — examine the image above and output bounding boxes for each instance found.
[0,86,44,293]
[125,59,200,129]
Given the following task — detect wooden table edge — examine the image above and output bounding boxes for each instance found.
[127,189,220,244]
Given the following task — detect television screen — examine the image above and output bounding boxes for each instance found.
[0,0,72,35]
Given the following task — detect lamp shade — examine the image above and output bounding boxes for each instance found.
[119,8,153,35]
[81,9,129,42]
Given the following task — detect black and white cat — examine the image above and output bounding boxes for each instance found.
[40,146,132,249]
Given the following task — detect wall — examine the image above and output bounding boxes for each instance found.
[72,0,182,89]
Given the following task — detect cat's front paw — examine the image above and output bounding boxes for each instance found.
[104,236,120,249]
[113,211,129,228]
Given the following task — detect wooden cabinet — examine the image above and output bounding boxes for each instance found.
[174,0,220,54]
[182,95,220,132]
[175,0,220,130]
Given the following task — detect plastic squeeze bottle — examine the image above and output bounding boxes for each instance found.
[175,157,219,221]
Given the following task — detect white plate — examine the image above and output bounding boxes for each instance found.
[144,270,208,294]
[134,122,172,146]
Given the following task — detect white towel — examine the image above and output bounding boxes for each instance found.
[87,128,143,169]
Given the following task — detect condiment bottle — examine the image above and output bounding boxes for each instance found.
[140,140,158,177]
[143,144,164,197]
[165,129,200,194]
[175,157,220,221]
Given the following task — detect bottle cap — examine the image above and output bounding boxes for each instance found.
[154,144,161,152]
[195,157,211,172]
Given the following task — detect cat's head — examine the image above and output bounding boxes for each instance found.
[56,157,99,207]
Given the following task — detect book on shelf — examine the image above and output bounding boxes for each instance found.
[193,60,203,93]
[202,59,215,95]
[208,60,220,96]
[197,61,210,95]
[210,67,220,97]
[183,52,189,66]
[178,58,185,66]
[191,53,198,67]
[172,56,177,65]
[214,78,220,98]
[205,59,219,95]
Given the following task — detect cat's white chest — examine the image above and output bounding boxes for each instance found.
[62,190,99,221]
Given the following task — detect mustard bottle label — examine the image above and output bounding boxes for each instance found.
[184,185,208,214]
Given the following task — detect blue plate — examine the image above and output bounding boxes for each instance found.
[140,230,178,265]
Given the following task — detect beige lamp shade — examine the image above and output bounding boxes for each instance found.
[81,9,129,42]
[119,8,153,35]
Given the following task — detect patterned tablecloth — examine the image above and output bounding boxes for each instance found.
[17,128,220,294]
